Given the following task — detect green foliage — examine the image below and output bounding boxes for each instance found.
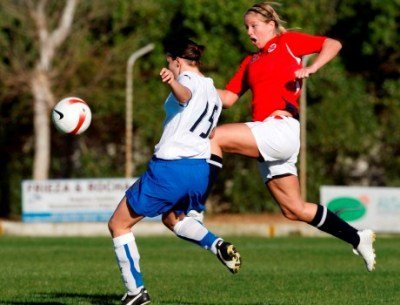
[378,79,400,185]
[0,0,399,216]
[283,0,340,34]
[308,64,378,154]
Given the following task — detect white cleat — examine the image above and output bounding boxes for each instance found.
[353,229,376,272]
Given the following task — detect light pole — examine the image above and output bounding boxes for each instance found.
[300,55,311,200]
[125,43,154,178]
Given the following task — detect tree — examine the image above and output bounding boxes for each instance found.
[0,0,399,217]
[28,0,78,180]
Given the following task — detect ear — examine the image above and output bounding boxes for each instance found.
[267,20,276,31]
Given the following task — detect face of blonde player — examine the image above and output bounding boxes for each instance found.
[244,12,276,50]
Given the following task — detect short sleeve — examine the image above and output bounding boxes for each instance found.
[284,32,327,57]
[225,55,252,95]
[178,73,196,95]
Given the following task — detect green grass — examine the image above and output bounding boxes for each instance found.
[0,235,399,305]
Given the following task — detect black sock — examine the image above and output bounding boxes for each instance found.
[205,154,223,197]
[310,204,360,248]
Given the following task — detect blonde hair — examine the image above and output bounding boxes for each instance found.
[245,2,286,34]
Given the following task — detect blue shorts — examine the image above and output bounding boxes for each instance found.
[125,157,209,218]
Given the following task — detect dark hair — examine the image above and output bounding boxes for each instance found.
[165,38,205,64]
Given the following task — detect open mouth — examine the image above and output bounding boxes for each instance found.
[250,37,257,43]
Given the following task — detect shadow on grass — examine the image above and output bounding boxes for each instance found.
[160,300,276,305]
[0,301,64,305]
[1,293,277,305]
[0,292,120,305]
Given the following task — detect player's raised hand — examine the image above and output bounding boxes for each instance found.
[160,68,175,84]
[294,66,318,79]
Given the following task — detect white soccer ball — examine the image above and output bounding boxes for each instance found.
[52,97,92,135]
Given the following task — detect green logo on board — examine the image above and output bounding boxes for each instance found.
[327,197,366,221]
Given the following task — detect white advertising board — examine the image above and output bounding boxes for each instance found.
[22,178,137,222]
[321,186,400,233]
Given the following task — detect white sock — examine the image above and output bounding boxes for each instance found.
[173,216,220,254]
[113,232,143,295]
[210,238,221,255]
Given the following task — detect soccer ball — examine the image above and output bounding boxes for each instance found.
[52,97,92,135]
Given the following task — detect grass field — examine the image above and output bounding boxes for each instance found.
[0,235,399,305]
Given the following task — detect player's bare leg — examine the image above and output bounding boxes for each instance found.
[212,124,376,271]
[109,196,143,237]
[108,197,151,305]
[211,123,260,158]
[266,175,317,222]
[267,175,376,271]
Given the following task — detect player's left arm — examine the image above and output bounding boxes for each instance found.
[295,38,342,79]
[160,68,192,103]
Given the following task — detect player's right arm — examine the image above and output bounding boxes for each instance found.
[160,67,191,104]
[217,89,239,109]
[219,55,251,109]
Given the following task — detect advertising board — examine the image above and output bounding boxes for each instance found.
[321,186,400,233]
[22,178,136,222]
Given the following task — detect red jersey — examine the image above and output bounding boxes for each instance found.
[226,32,326,121]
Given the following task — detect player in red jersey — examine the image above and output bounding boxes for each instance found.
[212,2,376,271]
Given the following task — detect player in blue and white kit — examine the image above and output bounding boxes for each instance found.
[108,39,241,305]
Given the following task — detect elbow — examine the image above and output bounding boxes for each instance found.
[324,38,342,54]
[218,89,238,109]
[223,100,234,109]
[176,92,192,104]
[328,38,342,53]
[335,39,342,52]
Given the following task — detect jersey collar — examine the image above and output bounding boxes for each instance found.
[260,34,280,53]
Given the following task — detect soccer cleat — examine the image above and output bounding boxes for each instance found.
[353,229,376,272]
[216,240,241,274]
[121,287,151,305]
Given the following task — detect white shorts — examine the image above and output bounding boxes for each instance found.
[245,116,300,182]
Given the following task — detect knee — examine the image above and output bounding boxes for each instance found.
[210,133,223,153]
[108,217,135,237]
[108,215,126,237]
[281,208,300,221]
[280,203,308,222]
[162,214,176,231]
[108,217,117,236]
